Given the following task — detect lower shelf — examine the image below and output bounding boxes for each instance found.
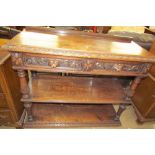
[23,103,120,128]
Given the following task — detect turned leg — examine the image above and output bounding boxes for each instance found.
[17,70,33,121]
[17,70,30,99]
[24,102,33,121]
[125,76,143,100]
[114,104,127,121]
[130,77,142,96]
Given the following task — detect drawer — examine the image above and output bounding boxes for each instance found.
[0,93,7,107]
[0,110,12,125]
[12,52,152,76]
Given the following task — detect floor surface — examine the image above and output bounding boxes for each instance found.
[0,105,155,129]
[113,105,155,129]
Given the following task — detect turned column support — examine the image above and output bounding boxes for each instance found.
[24,102,33,121]
[17,70,33,122]
[130,76,142,95]
[114,104,127,121]
[17,70,30,99]
[125,76,144,100]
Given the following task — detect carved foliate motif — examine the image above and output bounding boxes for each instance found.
[11,53,23,66]
[49,60,59,68]
[82,60,94,71]
[11,52,152,74]
[95,61,151,73]
[24,57,49,66]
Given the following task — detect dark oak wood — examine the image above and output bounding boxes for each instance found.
[17,70,30,99]
[23,103,120,128]
[25,26,132,43]
[0,109,13,126]
[2,30,155,63]
[0,49,23,127]
[149,42,155,77]
[0,93,7,108]
[16,69,32,121]
[0,48,10,65]
[10,52,152,77]
[130,76,144,97]
[131,42,155,123]
[24,102,33,122]
[22,74,131,104]
[132,74,155,122]
[2,29,155,127]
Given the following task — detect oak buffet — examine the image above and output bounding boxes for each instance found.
[3,28,155,128]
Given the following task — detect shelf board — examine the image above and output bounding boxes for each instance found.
[23,103,120,128]
[22,74,131,104]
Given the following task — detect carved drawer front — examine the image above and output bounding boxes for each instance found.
[0,110,12,125]
[0,93,7,108]
[11,52,152,75]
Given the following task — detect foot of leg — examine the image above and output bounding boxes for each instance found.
[114,104,127,121]
[24,102,33,122]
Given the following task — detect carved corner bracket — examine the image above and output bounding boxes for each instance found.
[11,52,23,66]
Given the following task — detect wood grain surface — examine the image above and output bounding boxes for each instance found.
[21,74,131,104]
[23,103,120,128]
[2,30,155,63]
[0,49,10,65]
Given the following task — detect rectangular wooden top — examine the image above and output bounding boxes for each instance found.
[2,29,155,63]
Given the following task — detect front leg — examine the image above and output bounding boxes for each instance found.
[17,70,30,99]
[24,102,33,122]
[17,70,33,121]
[114,104,127,121]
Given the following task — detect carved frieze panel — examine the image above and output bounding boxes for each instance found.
[95,61,151,73]
[11,52,152,74]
